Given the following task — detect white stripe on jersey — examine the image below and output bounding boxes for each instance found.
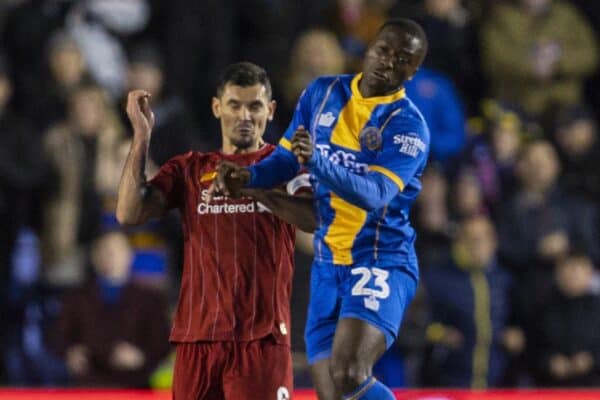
[232,214,238,338]
[270,214,277,332]
[211,213,221,340]
[286,173,311,195]
[197,230,205,337]
[250,211,257,340]
[184,217,194,339]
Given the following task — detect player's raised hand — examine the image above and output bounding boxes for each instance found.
[126,90,155,139]
[206,161,251,202]
[291,125,313,164]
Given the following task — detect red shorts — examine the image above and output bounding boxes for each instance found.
[172,336,293,400]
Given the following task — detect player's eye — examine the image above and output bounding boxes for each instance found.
[376,44,388,54]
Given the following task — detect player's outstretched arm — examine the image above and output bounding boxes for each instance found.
[207,161,251,201]
[206,143,301,203]
[116,90,167,226]
[292,130,400,211]
[242,189,316,232]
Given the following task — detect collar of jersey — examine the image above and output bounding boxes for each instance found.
[351,73,406,104]
[217,143,269,159]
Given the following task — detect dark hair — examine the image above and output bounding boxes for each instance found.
[379,18,428,63]
[0,52,8,76]
[129,41,164,70]
[216,62,272,99]
[554,104,594,129]
[556,250,593,269]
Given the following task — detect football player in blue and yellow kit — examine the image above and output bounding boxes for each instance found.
[210,19,429,400]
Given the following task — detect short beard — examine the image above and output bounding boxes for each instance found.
[230,136,256,150]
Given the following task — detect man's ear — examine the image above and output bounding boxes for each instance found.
[268,100,277,121]
[212,97,221,119]
[408,67,419,81]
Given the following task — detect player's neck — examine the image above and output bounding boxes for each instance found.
[221,141,263,155]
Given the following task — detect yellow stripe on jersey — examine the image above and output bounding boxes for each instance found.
[330,95,372,151]
[330,74,406,151]
[200,171,217,182]
[324,193,367,265]
[369,165,405,191]
[279,137,292,151]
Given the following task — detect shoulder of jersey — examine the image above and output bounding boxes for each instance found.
[168,150,215,167]
[386,100,430,140]
[402,96,427,124]
[165,150,200,164]
[262,142,277,152]
[399,98,428,128]
[310,74,353,91]
[203,143,277,162]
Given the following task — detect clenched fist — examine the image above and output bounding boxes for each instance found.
[126,90,155,140]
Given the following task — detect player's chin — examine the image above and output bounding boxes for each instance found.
[365,75,390,90]
[231,135,257,150]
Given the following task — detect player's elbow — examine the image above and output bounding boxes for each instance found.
[115,204,141,226]
[357,175,400,211]
[115,209,135,226]
[297,218,318,233]
[360,199,385,212]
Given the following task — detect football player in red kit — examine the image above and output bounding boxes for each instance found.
[116,62,314,399]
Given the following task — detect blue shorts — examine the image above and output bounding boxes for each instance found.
[304,261,418,364]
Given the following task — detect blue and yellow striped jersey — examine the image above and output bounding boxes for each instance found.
[280,74,429,277]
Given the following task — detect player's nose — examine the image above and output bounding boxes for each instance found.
[376,53,394,70]
[239,106,251,120]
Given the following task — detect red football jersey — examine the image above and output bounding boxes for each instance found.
[150,144,303,345]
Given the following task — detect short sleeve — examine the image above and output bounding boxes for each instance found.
[286,172,312,195]
[149,152,190,210]
[368,114,430,191]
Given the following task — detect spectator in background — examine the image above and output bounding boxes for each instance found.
[329,0,394,71]
[126,42,199,166]
[532,254,600,387]
[0,0,72,115]
[464,101,528,216]
[96,137,173,291]
[413,166,452,271]
[42,84,125,286]
[275,28,346,144]
[51,230,170,388]
[3,228,67,386]
[163,0,234,137]
[422,216,523,388]
[552,106,600,203]
[569,0,600,120]
[32,31,90,131]
[398,0,480,112]
[282,29,346,124]
[65,0,153,98]
[0,56,48,382]
[450,168,489,221]
[499,140,598,271]
[405,67,466,168]
[498,140,599,328]
[481,0,598,118]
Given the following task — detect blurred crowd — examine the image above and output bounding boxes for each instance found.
[0,0,599,390]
